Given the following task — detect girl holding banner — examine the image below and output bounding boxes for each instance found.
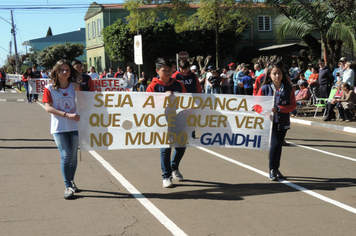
[42,60,82,199]
[257,63,296,181]
[22,68,34,103]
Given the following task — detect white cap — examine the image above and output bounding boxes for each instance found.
[190,65,197,71]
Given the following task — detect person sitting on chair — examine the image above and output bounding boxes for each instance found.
[335,83,356,122]
[324,83,343,121]
[290,81,311,117]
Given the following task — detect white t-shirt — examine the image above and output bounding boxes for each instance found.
[89,72,99,80]
[43,83,78,134]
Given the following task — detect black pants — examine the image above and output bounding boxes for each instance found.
[221,86,229,94]
[228,84,234,94]
[338,106,353,120]
[0,80,5,91]
[269,122,287,171]
[319,84,330,98]
[325,102,337,119]
[245,87,253,95]
[238,86,245,95]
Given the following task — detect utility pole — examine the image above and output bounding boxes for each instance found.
[11,10,20,74]
[9,41,12,57]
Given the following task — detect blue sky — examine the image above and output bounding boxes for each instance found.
[0,0,122,68]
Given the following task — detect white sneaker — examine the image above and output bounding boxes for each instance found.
[71,181,79,192]
[64,187,75,199]
[162,178,173,188]
[172,170,183,181]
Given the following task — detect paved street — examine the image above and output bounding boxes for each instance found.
[1,90,356,236]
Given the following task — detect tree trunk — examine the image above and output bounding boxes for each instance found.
[301,34,322,60]
[334,40,342,63]
[215,14,220,69]
[322,37,329,63]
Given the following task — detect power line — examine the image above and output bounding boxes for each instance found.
[0,6,90,10]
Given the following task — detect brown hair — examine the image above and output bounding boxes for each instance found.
[262,64,291,87]
[51,59,82,91]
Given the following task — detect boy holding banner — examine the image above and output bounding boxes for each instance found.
[147,58,187,188]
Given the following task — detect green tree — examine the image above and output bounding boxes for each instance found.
[102,19,134,62]
[37,42,85,69]
[124,0,254,68]
[268,0,356,63]
[102,18,242,73]
[46,27,53,37]
[27,48,40,66]
[4,53,29,74]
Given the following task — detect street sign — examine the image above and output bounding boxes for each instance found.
[134,35,143,65]
[178,51,189,61]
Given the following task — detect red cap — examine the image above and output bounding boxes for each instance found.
[228,63,235,67]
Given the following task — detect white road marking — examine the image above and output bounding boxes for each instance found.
[198,147,356,215]
[0,99,6,102]
[37,102,46,109]
[17,99,25,102]
[344,127,356,133]
[288,142,356,162]
[11,90,17,93]
[37,102,187,235]
[89,151,188,236]
[36,102,356,223]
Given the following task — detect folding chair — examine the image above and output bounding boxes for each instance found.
[295,97,312,116]
[314,88,338,119]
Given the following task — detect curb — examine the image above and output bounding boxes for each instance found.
[14,88,24,93]
[290,118,356,134]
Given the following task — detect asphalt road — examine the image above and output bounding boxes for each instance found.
[1,90,356,236]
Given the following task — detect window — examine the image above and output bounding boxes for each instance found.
[98,56,102,72]
[97,19,102,36]
[258,16,271,31]
[89,58,92,67]
[87,23,90,39]
[92,21,96,38]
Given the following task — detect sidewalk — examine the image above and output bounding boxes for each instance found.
[290,115,356,134]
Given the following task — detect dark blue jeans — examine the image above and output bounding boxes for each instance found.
[269,122,287,171]
[160,147,186,179]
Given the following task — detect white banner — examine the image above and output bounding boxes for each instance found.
[93,78,129,92]
[28,78,51,94]
[76,92,274,151]
[6,74,22,86]
[134,35,143,65]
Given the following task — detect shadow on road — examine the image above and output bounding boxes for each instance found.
[286,138,356,149]
[0,138,54,142]
[68,177,356,201]
[0,146,57,149]
[139,177,356,201]
[70,189,132,199]
[0,138,56,149]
